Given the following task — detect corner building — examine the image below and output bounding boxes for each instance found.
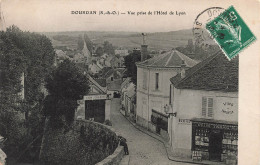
[169,51,238,164]
[136,49,197,138]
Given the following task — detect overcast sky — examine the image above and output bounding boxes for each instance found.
[1,0,258,32]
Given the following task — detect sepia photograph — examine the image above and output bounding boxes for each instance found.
[0,0,259,165]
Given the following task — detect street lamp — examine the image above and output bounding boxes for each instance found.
[164,104,177,117]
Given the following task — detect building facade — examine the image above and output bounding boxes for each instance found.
[136,49,198,137]
[75,74,111,123]
[169,51,238,164]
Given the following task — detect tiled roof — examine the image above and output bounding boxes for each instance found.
[100,67,113,78]
[107,80,122,90]
[170,51,238,92]
[136,49,198,68]
[94,78,107,87]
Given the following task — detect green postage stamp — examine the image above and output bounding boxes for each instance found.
[206,6,256,60]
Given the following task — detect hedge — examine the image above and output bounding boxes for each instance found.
[40,120,119,165]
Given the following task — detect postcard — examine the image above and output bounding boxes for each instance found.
[0,0,259,165]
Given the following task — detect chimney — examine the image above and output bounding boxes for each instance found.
[181,60,186,78]
[141,33,148,62]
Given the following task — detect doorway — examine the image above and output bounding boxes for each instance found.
[85,100,105,123]
[209,130,222,161]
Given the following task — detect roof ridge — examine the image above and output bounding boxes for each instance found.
[173,50,222,87]
[149,51,169,66]
[165,51,174,66]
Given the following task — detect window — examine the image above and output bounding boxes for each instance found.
[155,73,159,90]
[143,71,147,89]
[111,77,113,81]
[202,97,213,118]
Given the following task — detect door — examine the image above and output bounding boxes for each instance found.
[85,100,106,123]
[209,130,222,161]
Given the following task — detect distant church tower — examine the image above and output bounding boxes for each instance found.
[82,40,91,64]
[0,0,6,31]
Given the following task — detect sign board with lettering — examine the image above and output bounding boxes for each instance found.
[83,95,107,100]
[215,97,238,121]
[178,118,191,125]
[192,121,238,131]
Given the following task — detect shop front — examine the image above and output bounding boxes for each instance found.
[191,118,238,164]
[151,110,168,135]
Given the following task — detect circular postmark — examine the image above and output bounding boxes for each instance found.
[193,7,225,46]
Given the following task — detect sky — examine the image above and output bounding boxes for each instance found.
[0,0,247,32]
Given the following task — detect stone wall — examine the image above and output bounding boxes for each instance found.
[96,146,124,165]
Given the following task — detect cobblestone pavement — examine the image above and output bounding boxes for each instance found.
[110,98,194,165]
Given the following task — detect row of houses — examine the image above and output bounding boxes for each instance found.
[124,40,238,164]
[55,41,126,75]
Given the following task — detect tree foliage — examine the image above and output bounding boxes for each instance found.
[103,41,115,55]
[95,46,104,56]
[124,51,141,85]
[44,59,89,125]
[0,25,55,161]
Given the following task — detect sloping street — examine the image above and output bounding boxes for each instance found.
[110,98,193,165]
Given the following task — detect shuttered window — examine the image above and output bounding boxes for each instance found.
[208,98,213,117]
[202,97,214,118]
[202,97,207,117]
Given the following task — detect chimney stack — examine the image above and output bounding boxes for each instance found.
[141,33,148,62]
[180,60,186,78]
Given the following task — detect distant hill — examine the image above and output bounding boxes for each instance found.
[41,29,193,51]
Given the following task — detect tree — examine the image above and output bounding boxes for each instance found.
[95,46,104,56]
[44,59,89,125]
[186,39,194,53]
[0,25,55,162]
[124,51,141,85]
[103,41,115,55]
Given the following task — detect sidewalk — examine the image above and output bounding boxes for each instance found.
[120,111,226,165]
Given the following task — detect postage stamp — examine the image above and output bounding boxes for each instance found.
[193,7,225,46]
[206,6,256,60]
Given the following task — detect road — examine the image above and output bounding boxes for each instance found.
[110,98,194,165]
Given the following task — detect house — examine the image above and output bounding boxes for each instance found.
[107,79,122,98]
[99,67,125,84]
[104,56,113,67]
[121,80,136,117]
[110,56,122,68]
[115,48,129,57]
[168,51,238,164]
[55,49,71,65]
[136,48,198,137]
[74,52,86,63]
[75,74,111,123]
[88,62,102,74]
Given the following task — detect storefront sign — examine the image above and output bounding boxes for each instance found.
[178,119,191,124]
[221,101,235,114]
[193,122,237,131]
[84,95,107,100]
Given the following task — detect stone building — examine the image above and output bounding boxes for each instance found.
[136,48,198,137]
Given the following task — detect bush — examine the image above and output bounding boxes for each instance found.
[40,120,118,165]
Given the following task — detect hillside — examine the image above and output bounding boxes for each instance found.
[41,29,193,51]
